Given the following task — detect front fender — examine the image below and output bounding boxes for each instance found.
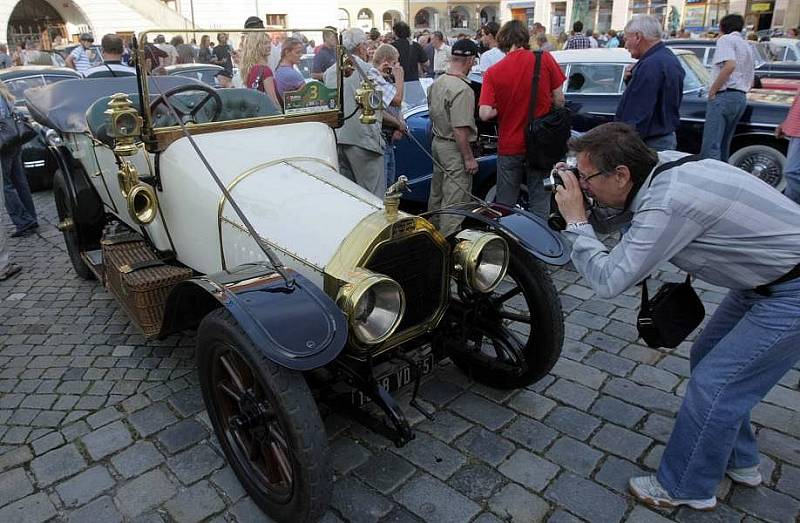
[160,263,348,371]
[425,203,570,265]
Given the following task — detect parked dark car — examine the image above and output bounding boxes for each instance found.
[553,48,792,189]
[1,66,82,191]
[164,63,223,86]
[665,38,800,85]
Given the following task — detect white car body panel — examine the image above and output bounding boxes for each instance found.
[151,122,381,277]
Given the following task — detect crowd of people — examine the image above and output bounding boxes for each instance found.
[1,12,800,518]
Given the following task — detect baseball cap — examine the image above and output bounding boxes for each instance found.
[452,39,478,57]
[244,16,264,29]
[80,33,94,42]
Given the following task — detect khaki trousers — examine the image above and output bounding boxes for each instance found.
[428,138,472,237]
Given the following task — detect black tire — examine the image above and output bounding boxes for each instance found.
[728,143,787,190]
[450,245,564,389]
[53,170,95,280]
[197,308,331,523]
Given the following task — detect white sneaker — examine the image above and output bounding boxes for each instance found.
[726,466,762,487]
[629,475,717,510]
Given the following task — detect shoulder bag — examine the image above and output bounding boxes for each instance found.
[636,154,705,349]
[0,104,36,152]
[525,50,571,171]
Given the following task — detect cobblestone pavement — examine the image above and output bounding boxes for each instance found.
[1,190,799,523]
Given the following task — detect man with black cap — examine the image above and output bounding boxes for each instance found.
[427,39,479,236]
[65,33,94,74]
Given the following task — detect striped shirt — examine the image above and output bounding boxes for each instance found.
[69,46,91,74]
[564,151,800,298]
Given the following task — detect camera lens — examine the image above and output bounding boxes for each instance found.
[542,172,562,192]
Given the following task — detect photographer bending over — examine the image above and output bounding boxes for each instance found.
[554,122,800,510]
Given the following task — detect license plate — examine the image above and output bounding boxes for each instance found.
[351,354,435,407]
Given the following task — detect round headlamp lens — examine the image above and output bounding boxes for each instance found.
[115,113,137,136]
[474,238,508,292]
[352,280,403,343]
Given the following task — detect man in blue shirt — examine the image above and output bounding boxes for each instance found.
[615,15,684,151]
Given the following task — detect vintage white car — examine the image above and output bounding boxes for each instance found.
[26,28,569,522]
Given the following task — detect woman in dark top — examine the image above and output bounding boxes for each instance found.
[390,21,427,81]
[198,35,212,63]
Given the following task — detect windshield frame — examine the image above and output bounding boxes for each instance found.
[676,52,710,93]
[135,28,344,151]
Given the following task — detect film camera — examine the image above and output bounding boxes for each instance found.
[542,167,578,231]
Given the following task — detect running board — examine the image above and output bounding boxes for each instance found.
[81,249,104,281]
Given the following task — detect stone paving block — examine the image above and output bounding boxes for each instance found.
[415,411,472,443]
[67,495,122,523]
[128,402,178,437]
[584,352,636,377]
[631,365,681,392]
[548,509,584,523]
[620,344,663,365]
[393,473,481,523]
[111,441,165,479]
[209,466,246,503]
[453,427,515,467]
[657,355,691,378]
[644,445,665,471]
[392,432,466,480]
[354,450,416,495]
[590,396,647,428]
[567,310,610,331]
[562,339,592,361]
[30,410,64,428]
[628,506,676,523]
[329,438,371,476]
[448,392,515,430]
[487,483,550,523]
[330,476,394,523]
[86,406,123,429]
[764,386,800,412]
[0,445,33,472]
[595,456,646,494]
[0,467,33,507]
[729,485,800,523]
[418,378,465,406]
[545,436,603,476]
[752,402,800,439]
[501,416,558,452]
[2,426,31,444]
[115,469,177,518]
[81,420,133,461]
[0,492,57,523]
[29,443,87,486]
[498,449,560,491]
[551,358,607,390]
[507,390,557,420]
[544,472,627,523]
[603,378,682,416]
[156,419,208,455]
[55,465,114,507]
[447,463,505,501]
[164,480,226,523]
[167,388,205,417]
[592,423,653,461]
[471,383,517,404]
[564,284,594,300]
[776,464,800,499]
[564,322,589,341]
[583,332,627,354]
[544,406,602,441]
[673,504,742,523]
[603,320,640,343]
[759,429,800,467]
[641,414,675,444]
[167,443,224,484]
[545,378,598,410]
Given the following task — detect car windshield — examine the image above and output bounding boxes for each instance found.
[170,67,220,86]
[62,45,104,66]
[565,64,624,94]
[5,74,77,102]
[402,78,433,111]
[678,53,709,92]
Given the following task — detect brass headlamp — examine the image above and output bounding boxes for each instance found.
[354,80,383,125]
[104,93,142,156]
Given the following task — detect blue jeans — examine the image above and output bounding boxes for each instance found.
[384,141,396,186]
[783,136,800,204]
[645,132,677,152]
[700,90,747,162]
[2,145,37,233]
[496,154,549,220]
[657,276,800,499]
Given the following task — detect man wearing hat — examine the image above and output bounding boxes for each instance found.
[65,33,94,74]
[244,16,264,29]
[427,39,479,236]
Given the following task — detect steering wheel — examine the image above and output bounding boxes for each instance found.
[149,83,222,125]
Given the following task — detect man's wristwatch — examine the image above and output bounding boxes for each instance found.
[566,221,590,231]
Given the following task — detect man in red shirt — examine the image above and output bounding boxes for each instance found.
[479,20,565,218]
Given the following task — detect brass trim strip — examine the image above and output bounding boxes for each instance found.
[220,216,324,274]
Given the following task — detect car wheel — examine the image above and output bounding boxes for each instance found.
[729,144,787,190]
[197,308,331,523]
[448,245,564,389]
[53,170,95,280]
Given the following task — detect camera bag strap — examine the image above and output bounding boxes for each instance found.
[527,50,543,128]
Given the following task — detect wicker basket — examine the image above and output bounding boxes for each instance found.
[102,239,192,338]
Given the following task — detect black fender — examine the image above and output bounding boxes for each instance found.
[160,263,348,371]
[50,145,104,229]
[425,203,571,266]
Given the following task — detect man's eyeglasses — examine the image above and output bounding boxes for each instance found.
[577,169,605,183]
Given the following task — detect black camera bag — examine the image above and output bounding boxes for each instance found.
[525,50,571,171]
[635,154,705,349]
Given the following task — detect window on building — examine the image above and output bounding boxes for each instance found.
[265,14,287,28]
[629,0,668,28]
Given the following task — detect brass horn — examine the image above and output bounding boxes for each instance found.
[127,183,158,225]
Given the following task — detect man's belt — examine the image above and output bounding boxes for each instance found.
[718,88,746,94]
[755,262,800,296]
[432,135,480,156]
